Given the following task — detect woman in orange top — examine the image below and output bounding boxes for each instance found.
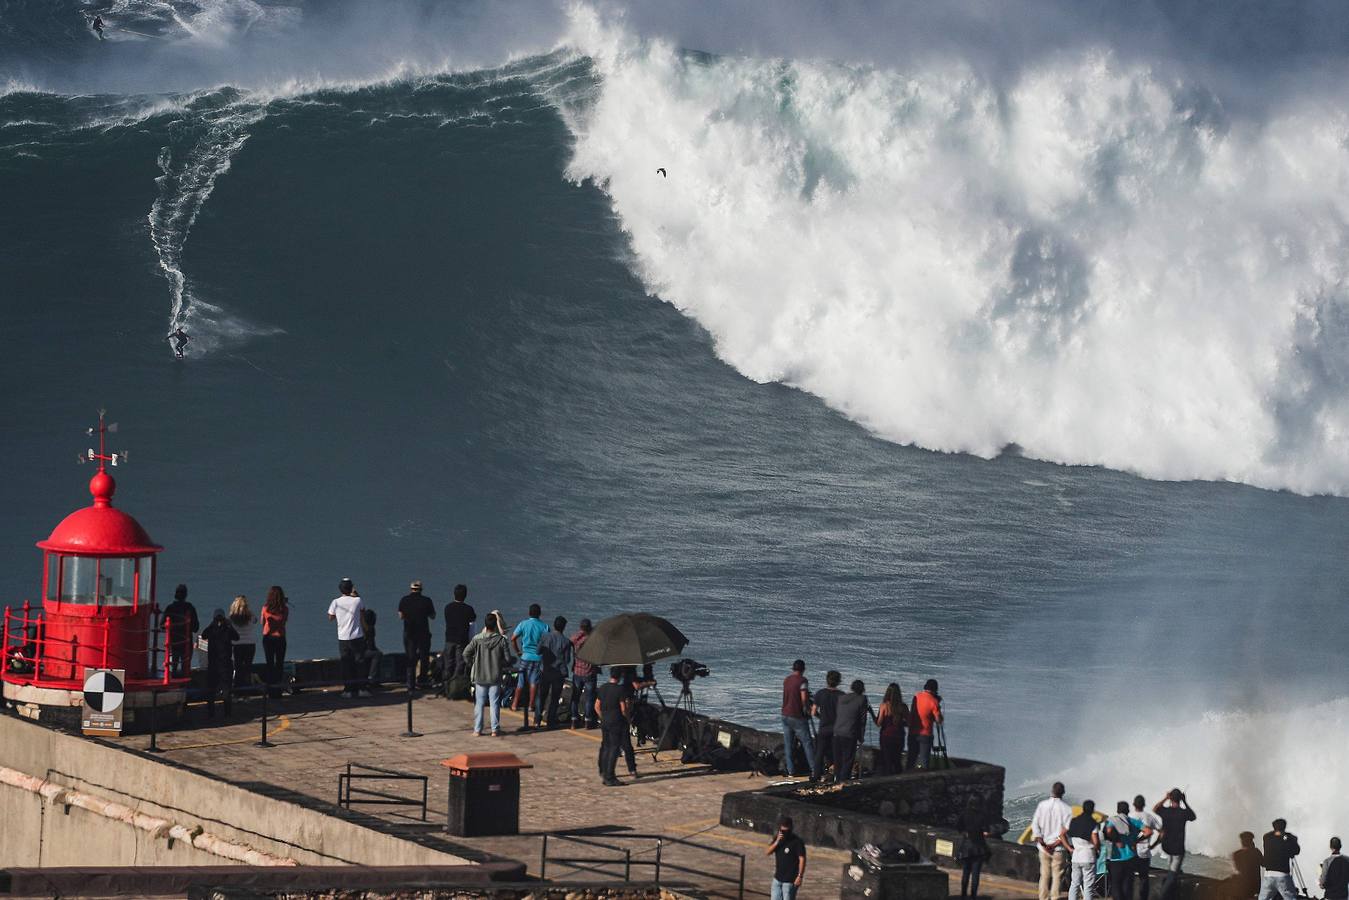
[261,586,289,696]
[875,682,908,775]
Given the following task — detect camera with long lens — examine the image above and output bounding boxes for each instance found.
[669,658,710,684]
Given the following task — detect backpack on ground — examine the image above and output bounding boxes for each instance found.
[446,672,471,700]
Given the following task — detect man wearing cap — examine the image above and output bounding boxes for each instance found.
[570,619,600,729]
[397,580,436,691]
[327,578,365,698]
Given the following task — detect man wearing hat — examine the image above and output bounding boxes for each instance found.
[570,618,600,729]
[397,580,436,691]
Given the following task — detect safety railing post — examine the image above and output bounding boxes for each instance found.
[162,619,171,685]
[2,607,9,663]
[146,689,164,753]
[101,618,109,669]
[624,848,631,882]
[401,686,421,738]
[738,853,746,900]
[540,834,548,880]
[655,838,663,886]
[255,685,274,748]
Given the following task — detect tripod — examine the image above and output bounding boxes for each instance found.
[932,721,951,770]
[651,680,697,761]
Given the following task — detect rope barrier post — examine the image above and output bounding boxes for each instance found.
[254,685,274,748]
[145,688,164,753]
[401,685,421,738]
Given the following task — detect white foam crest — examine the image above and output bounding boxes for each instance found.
[562,12,1349,496]
[148,99,278,353]
[1033,697,1349,856]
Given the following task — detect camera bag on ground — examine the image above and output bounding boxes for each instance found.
[752,748,780,776]
[446,672,471,700]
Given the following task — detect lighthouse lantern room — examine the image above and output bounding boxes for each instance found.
[3,413,187,721]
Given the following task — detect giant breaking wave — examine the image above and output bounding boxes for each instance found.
[562,10,1349,496]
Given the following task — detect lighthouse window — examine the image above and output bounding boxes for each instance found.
[59,556,98,604]
[100,557,136,607]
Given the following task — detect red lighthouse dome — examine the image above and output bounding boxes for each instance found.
[38,470,163,557]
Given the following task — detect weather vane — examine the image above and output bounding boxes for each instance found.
[78,409,127,470]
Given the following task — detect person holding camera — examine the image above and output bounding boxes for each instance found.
[765,815,807,900]
[907,678,943,770]
[1154,788,1197,900]
[1259,820,1301,900]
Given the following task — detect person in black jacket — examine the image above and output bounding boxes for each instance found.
[812,670,842,778]
[832,679,867,782]
[200,609,238,718]
[162,584,199,677]
[1260,820,1301,900]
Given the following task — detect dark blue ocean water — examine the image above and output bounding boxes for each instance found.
[3,0,1348,851]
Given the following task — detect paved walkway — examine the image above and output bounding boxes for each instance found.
[116,687,1039,899]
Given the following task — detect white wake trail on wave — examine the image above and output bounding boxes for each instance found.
[560,9,1349,496]
[148,97,281,354]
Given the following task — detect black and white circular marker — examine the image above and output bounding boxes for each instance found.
[83,670,125,713]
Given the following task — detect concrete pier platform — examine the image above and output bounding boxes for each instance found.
[102,686,1040,899]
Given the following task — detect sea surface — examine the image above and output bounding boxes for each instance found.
[3,0,1349,854]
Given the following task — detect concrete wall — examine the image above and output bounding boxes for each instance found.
[803,761,1006,829]
[0,713,475,869]
[0,782,227,867]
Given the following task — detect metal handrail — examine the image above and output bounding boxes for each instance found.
[540,831,746,899]
[337,762,429,821]
[2,602,188,689]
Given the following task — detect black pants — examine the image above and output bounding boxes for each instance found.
[206,658,233,716]
[536,671,565,728]
[814,727,835,775]
[1110,860,1136,900]
[338,639,362,693]
[1134,857,1152,900]
[443,641,466,684]
[962,856,984,897]
[169,640,193,678]
[404,632,431,689]
[880,729,905,775]
[599,722,626,781]
[232,643,255,688]
[834,734,858,781]
[262,635,286,688]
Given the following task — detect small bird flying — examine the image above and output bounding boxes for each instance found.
[656,167,667,177]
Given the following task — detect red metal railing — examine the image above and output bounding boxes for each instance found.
[2,601,189,690]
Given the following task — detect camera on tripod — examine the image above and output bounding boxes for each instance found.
[669,658,710,685]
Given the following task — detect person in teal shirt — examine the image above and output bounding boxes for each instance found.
[510,604,549,729]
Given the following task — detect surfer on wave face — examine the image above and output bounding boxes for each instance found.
[168,327,190,359]
[91,15,104,39]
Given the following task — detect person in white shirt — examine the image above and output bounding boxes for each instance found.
[1033,782,1075,900]
[1132,795,1162,900]
[327,577,365,698]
